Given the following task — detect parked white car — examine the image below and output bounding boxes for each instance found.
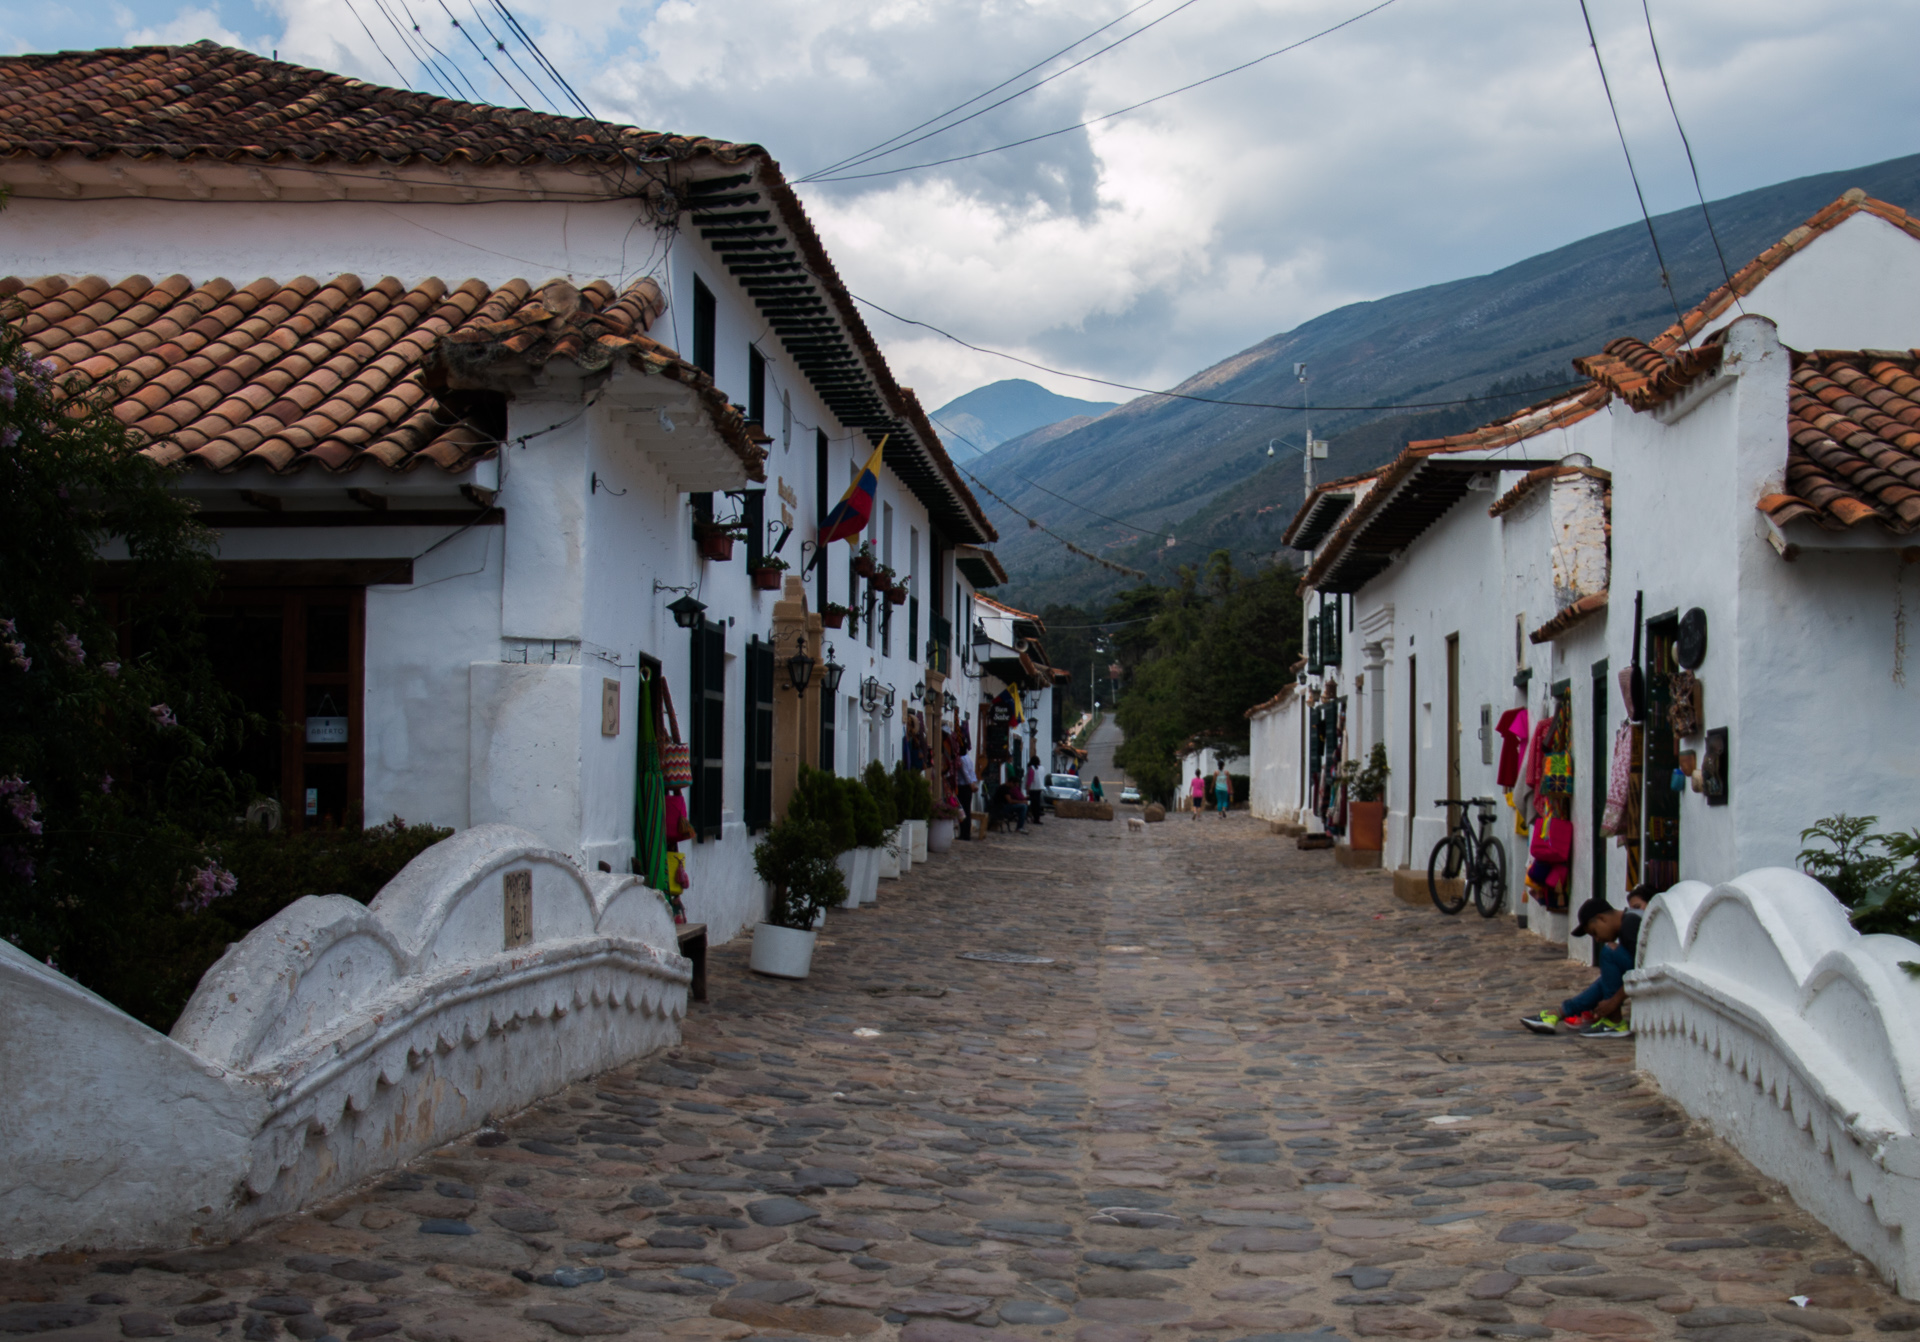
[1120,785,1141,804]
[1039,773,1087,805]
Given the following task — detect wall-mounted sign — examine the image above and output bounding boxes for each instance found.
[305,716,348,744]
[504,870,532,949]
[1702,727,1728,806]
[602,678,621,737]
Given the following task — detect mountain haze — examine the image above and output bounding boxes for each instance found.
[928,379,1119,455]
[974,152,1920,610]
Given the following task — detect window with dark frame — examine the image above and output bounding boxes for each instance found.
[688,617,727,840]
[692,277,716,376]
[747,346,766,428]
[744,638,774,831]
[819,673,837,775]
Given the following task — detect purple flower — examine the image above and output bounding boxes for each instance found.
[182,862,238,912]
[99,774,112,794]
[101,661,119,678]
[0,428,17,450]
[150,703,178,728]
[0,366,14,405]
[53,626,84,667]
[1,780,42,837]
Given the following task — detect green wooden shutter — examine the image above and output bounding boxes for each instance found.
[745,638,774,832]
[1307,617,1321,674]
[690,619,727,840]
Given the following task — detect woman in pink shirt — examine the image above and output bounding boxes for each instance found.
[1188,769,1206,821]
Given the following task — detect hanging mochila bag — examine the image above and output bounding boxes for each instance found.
[1529,814,1573,864]
[659,677,694,789]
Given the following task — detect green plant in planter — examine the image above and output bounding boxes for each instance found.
[860,760,899,831]
[891,761,933,822]
[1798,813,1920,934]
[787,766,854,854]
[1340,742,1390,803]
[752,815,845,930]
[751,555,791,572]
[842,776,886,849]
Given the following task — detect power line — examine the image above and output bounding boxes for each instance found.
[368,0,461,99]
[489,0,597,121]
[1577,0,1685,332]
[341,0,418,90]
[433,0,530,106]
[801,0,1169,182]
[1640,0,1738,305]
[393,0,486,101]
[809,0,1399,184]
[851,292,1588,412]
[929,412,1180,540]
[799,0,1208,184]
[466,0,567,112]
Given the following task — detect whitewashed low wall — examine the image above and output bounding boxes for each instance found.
[1631,868,1920,1294]
[1248,698,1301,824]
[0,823,689,1257]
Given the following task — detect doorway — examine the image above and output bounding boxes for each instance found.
[1405,653,1418,868]
[1445,633,1461,833]
[1644,613,1682,893]
[1591,658,1609,902]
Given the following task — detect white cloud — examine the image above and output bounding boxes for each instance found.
[14,0,1920,409]
[118,3,248,48]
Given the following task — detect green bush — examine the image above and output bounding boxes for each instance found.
[1799,813,1920,935]
[788,766,854,854]
[891,760,933,822]
[752,815,845,929]
[860,760,898,831]
[843,777,885,849]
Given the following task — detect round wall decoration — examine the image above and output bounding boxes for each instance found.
[1677,607,1709,670]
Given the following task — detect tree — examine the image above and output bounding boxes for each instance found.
[0,319,257,1026]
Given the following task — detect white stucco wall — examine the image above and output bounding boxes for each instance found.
[1248,694,1302,822]
[0,826,688,1257]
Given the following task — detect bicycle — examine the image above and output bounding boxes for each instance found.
[1427,797,1508,918]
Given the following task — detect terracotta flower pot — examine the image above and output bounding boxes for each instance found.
[853,555,877,578]
[751,566,784,591]
[1349,800,1385,852]
[886,585,908,606]
[697,531,735,562]
[821,609,846,630]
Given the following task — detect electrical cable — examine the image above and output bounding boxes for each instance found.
[1577,0,1685,333]
[432,0,530,106]
[798,0,1208,183]
[808,0,1398,184]
[392,0,486,101]
[1640,0,1739,306]
[489,0,597,121]
[466,0,567,112]
[369,0,461,99]
[929,411,1181,540]
[801,0,1169,182]
[341,0,419,91]
[851,292,1587,412]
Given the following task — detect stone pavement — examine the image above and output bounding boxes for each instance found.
[6,739,1907,1340]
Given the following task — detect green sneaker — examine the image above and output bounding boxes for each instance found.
[1580,1019,1633,1039]
[1519,1012,1561,1035]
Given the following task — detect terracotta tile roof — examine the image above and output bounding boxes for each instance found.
[1281,468,1379,551]
[1244,684,1297,719]
[1757,351,1920,535]
[1650,191,1920,354]
[1529,592,1608,645]
[1,270,760,477]
[1300,385,1603,592]
[1488,464,1610,519]
[1572,332,1724,410]
[0,43,746,177]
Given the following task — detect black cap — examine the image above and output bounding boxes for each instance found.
[1572,896,1616,939]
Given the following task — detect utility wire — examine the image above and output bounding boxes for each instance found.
[929,412,1180,540]
[1577,0,1685,332]
[799,0,1208,183]
[802,0,1170,182]
[368,0,459,98]
[1640,0,1739,306]
[393,0,486,101]
[809,0,1398,184]
[489,0,597,121]
[433,0,529,105]
[466,0,567,112]
[341,0,419,90]
[852,292,1587,412]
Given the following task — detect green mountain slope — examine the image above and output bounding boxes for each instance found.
[977,152,1920,609]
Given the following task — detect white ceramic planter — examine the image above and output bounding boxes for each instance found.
[750,922,817,978]
[834,852,862,908]
[908,819,929,863]
[928,818,955,853]
[812,905,827,929]
[878,835,901,880]
[857,847,882,903]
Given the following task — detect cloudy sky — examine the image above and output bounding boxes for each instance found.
[6,0,1916,408]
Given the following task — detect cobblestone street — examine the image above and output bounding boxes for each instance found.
[7,729,1903,1342]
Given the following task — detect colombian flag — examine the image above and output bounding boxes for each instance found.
[818,436,887,547]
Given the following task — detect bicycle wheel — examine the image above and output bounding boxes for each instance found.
[1427,834,1469,914]
[1473,836,1508,918]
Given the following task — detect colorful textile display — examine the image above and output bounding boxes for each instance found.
[1600,720,1633,836]
[1495,707,1530,788]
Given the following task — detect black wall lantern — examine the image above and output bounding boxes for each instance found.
[860,675,882,714]
[821,647,846,695]
[786,635,816,693]
[664,592,707,629]
[881,683,897,719]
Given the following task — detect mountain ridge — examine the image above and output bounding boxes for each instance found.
[927,378,1119,456]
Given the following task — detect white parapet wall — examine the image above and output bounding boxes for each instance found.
[1630,867,1920,1295]
[0,823,689,1258]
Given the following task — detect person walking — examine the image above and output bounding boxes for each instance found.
[956,751,977,841]
[1089,776,1105,802]
[1026,756,1045,827]
[1188,769,1205,821]
[1214,766,1232,817]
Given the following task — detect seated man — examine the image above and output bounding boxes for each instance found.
[992,779,1029,834]
[1521,894,1641,1038]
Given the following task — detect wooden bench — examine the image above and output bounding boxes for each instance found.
[675,922,708,1003]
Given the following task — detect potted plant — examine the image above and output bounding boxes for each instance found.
[695,522,742,562]
[871,563,894,593]
[853,542,878,578]
[787,766,858,906]
[893,761,932,861]
[843,776,887,901]
[862,761,901,881]
[822,601,851,630]
[929,798,961,853]
[749,814,846,978]
[886,577,909,607]
[1343,742,1391,852]
[749,554,790,591]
